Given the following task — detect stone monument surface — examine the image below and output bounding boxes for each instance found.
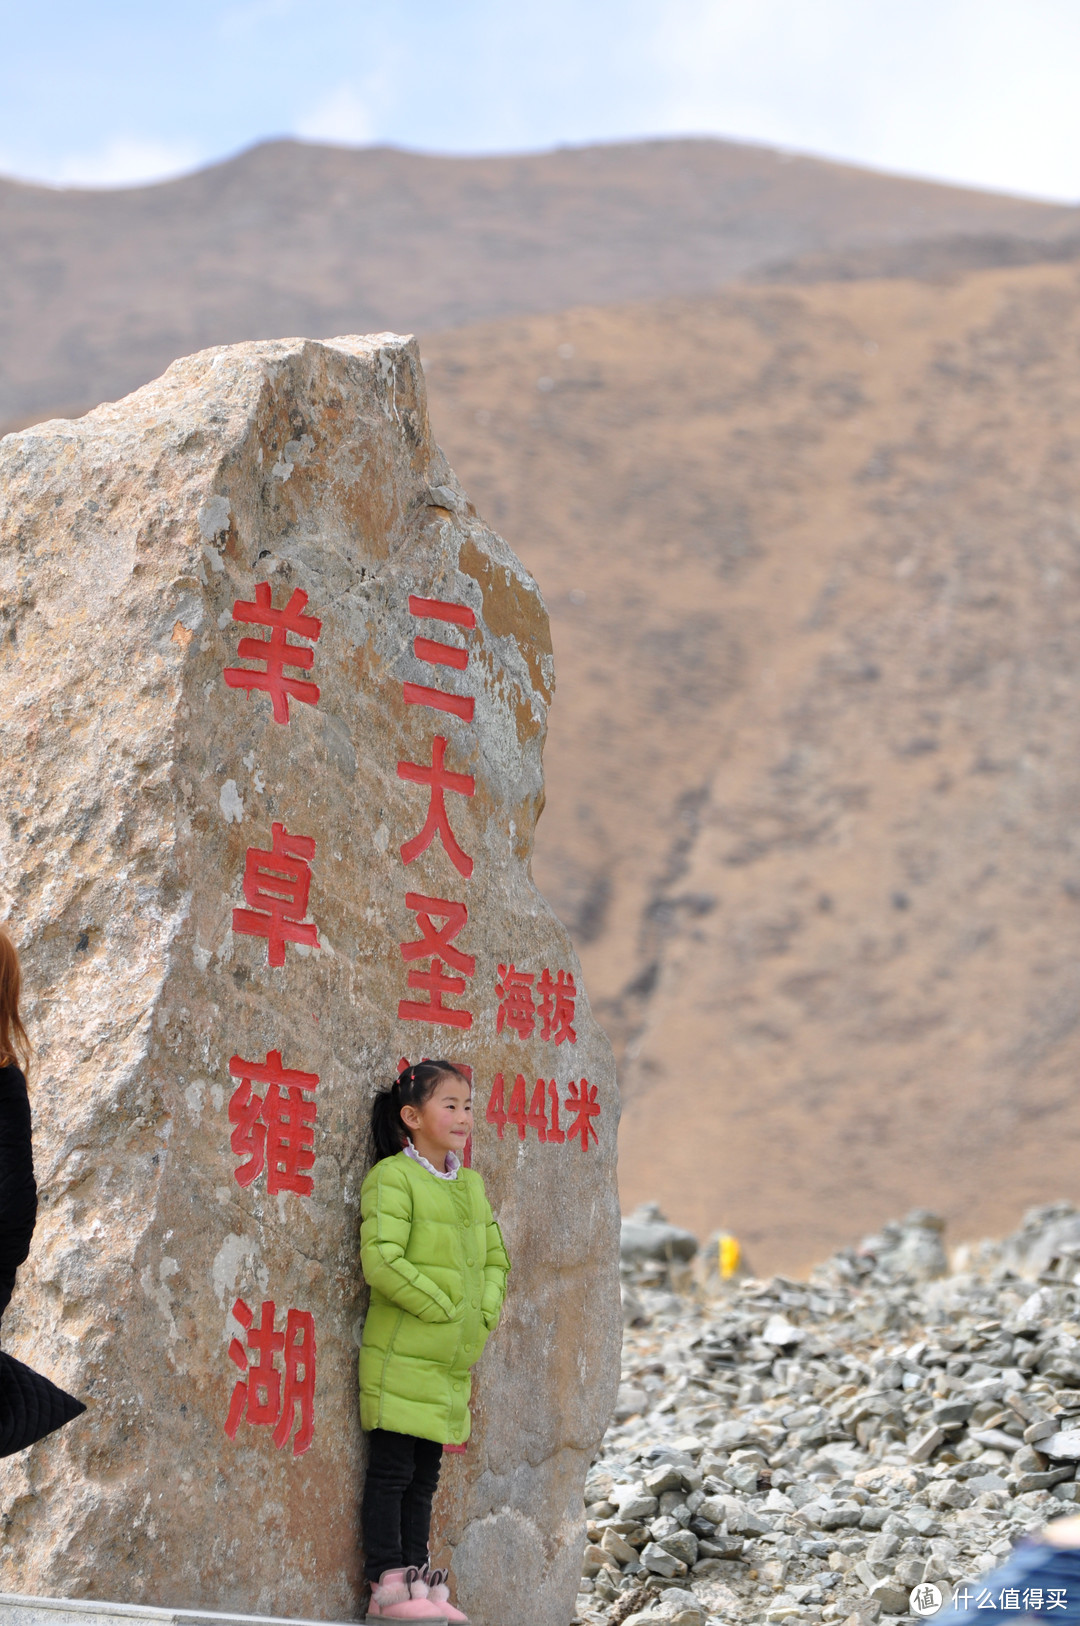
[0,335,620,1625]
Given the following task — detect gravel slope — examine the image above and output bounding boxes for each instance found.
[573,1207,1080,1626]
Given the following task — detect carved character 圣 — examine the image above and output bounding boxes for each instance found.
[398,893,475,1029]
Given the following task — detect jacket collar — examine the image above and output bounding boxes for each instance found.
[403,1142,460,1181]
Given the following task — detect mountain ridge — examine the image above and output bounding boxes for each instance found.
[7,138,1080,1269]
[3,134,1078,432]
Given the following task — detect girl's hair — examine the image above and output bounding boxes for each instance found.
[370,1060,469,1163]
[0,927,30,1074]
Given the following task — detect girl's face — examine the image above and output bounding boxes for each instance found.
[401,1073,473,1170]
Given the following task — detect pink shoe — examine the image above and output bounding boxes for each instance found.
[367,1567,447,1622]
[423,1568,468,1624]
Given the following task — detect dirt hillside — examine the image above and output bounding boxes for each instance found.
[422,260,1080,1273]
[2,135,1078,431]
[7,141,1080,1273]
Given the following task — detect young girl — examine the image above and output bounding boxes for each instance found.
[360,1060,510,1624]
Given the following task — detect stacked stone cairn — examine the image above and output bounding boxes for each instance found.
[574,1202,1080,1626]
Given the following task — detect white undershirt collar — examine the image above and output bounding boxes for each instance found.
[404,1142,460,1180]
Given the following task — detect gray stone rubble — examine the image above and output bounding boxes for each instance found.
[573,1202,1080,1626]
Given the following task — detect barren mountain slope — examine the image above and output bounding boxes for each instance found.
[422,260,1080,1274]
[2,135,1079,431]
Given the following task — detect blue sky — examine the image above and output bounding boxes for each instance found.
[2,0,1079,201]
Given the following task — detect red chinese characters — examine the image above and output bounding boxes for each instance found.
[397,596,478,1030]
[225,1297,316,1455]
[228,1050,319,1195]
[495,965,535,1039]
[563,1078,601,1150]
[485,1074,598,1149]
[496,965,577,1044]
[399,894,475,1029]
[219,572,327,1456]
[224,582,322,724]
[402,595,476,721]
[232,823,319,967]
[398,736,475,878]
[539,968,577,1044]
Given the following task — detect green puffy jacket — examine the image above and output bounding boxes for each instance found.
[358,1152,510,1444]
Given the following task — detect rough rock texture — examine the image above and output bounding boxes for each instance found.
[0,334,620,1625]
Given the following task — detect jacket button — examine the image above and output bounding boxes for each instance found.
[472,1298,479,1309]
[466,1257,475,1266]
[464,1343,472,1353]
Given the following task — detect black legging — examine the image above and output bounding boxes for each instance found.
[362,1428,444,1583]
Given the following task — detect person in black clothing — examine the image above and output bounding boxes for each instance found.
[0,925,84,1454]
[0,926,37,1325]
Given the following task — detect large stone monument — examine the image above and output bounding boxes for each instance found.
[0,336,620,1625]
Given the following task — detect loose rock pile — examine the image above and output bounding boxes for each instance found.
[574,1203,1080,1626]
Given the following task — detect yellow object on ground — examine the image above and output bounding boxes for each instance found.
[718,1234,741,1279]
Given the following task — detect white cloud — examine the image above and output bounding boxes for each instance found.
[216,0,297,41]
[3,0,1080,201]
[42,136,205,190]
[642,0,1080,202]
[295,84,376,146]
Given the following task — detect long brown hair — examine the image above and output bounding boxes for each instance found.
[0,927,30,1073]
